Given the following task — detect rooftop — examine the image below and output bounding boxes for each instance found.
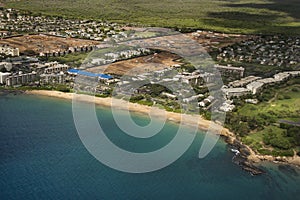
[68,69,112,79]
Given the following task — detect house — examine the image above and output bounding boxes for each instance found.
[161,92,177,100]
[0,45,19,56]
[219,100,235,112]
[199,95,215,107]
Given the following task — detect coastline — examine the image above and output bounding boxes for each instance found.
[25,90,216,132]
[21,89,300,172]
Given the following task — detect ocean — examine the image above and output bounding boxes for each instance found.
[0,94,299,200]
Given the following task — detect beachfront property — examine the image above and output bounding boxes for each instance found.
[67,69,113,93]
[43,62,70,74]
[38,62,69,85]
[0,61,13,71]
[183,94,204,103]
[6,71,37,86]
[0,44,20,57]
[198,95,215,107]
[67,69,113,82]
[40,72,66,85]
[0,72,11,84]
[161,92,177,100]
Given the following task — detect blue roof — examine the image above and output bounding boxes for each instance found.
[68,69,112,79]
[68,69,79,73]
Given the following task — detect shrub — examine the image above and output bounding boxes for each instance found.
[56,85,70,93]
[269,137,291,150]
[130,95,144,102]
[273,149,294,157]
[257,148,272,155]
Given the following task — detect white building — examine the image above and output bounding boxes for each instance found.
[228,76,261,88]
[44,63,69,74]
[0,72,11,84]
[161,92,177,100]
[199,95,215,107]
[40,72,65,84]
[6,72,37,86]
[219,100,235,112]
[0,62,13,71]
[222,87,250,98]
[0,45,20,56]
[246,81,264,95]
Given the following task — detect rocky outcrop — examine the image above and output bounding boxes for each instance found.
[221,133,265,175]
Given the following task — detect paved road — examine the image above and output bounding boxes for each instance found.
[278,119,300,127]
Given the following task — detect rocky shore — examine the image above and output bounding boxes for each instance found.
[221,132,265,175]
[0,89,25,96]
[221,128,300,175]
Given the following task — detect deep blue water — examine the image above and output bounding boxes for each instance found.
[0,94,299,200]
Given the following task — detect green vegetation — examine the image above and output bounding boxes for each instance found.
[56,84,71,93]
[227,77,300,157]
[3,0,300,35]
[0,84,72,92]
[41,52,89,67]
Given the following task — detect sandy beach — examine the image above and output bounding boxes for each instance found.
[25,90,218,133]
[25,89,300,168]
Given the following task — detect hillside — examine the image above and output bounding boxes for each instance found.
[2,0,300,35]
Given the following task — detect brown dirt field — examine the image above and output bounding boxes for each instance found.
[0,34,100,54]
[186,31,255,51]
[87,51,182,76]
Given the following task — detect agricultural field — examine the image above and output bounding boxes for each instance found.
[2,0,300,35]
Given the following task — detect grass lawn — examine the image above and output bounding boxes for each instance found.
[43,52,89,67]
[237,79,300,156]
[2,0,300,35]
[242,125,295,157]
[239,83,300,119]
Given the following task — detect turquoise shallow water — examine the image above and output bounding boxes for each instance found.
[0,94,299,200]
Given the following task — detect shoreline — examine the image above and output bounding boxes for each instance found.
[11,89,300,172]
[25,89,216,132]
